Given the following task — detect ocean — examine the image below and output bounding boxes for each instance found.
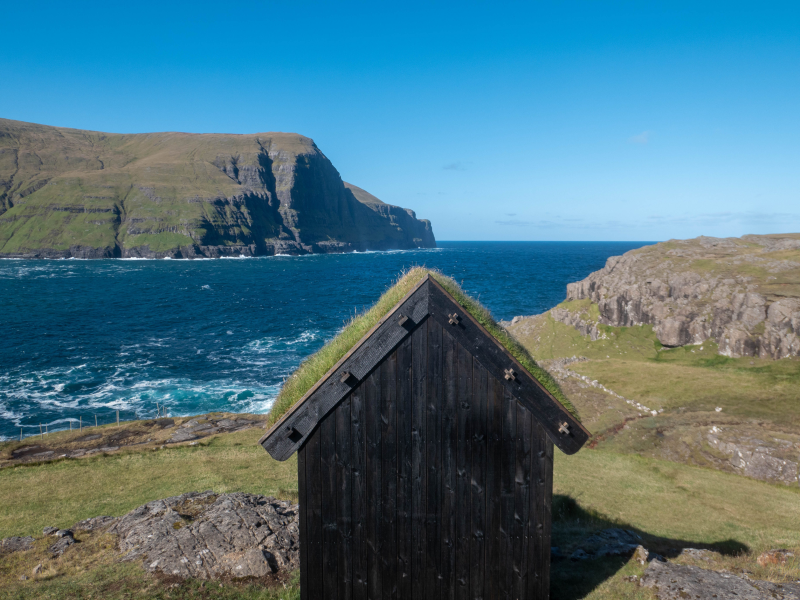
[0,241,651,440]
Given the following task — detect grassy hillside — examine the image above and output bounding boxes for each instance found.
[510,312,800,484]
[1,420,798,599]
[0,119,435,258]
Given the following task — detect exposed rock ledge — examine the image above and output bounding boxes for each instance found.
[561,234,800,358]
[109,491,299,579]
[640,559,800,599]
[1,492,299,581]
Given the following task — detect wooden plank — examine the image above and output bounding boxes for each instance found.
[512,405,532,600]
[262,281,430,461]
[395,336,413,599]
[336,397,353,600]
[411,319,428,600]
[306,427,324,600]
[441,328,458,600]
[298,445,308,600]
[380,352,398,599]
[526,423,546,600]
[454,343,473,600]
[351,383,368,600]
[470,358,488,600]
[365,368,382,600]
[540,435,554,600]
[321,414,339,600]
[499,388,517,599]
[426,317,443,599]
[484,374,503,599]
[426,281,589,455]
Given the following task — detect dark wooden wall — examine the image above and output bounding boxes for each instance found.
[298,316,555,600]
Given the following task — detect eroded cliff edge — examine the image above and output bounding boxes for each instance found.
[552,234,800,359]
[0,119,435,258]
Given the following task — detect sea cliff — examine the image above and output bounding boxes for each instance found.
[0,119,435,258]
[554,234,800,359]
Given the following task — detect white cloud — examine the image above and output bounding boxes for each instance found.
[628,130,651,144]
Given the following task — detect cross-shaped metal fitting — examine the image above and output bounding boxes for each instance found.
[558,422,570,435]
[504,368,517,381]
[448,312,461,325]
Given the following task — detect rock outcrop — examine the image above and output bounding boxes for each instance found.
[558,234,800,358]
[0,491,299,581]
[107,491,299,579]
[0,119,435,258]
[640,559,800,599]
[0,536,34,554]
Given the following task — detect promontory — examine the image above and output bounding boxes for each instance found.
[0,119,435,258]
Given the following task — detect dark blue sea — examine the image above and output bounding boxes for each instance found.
[0,242,651,440]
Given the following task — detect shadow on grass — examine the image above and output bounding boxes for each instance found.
[550,495,749,600]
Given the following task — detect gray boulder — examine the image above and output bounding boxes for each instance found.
[107,491,299,580]
[72,516,117,532]
[641,560,800,599]
[0,536,34,554]
[49,533,76,557]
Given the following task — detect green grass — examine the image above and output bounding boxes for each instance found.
[555,298,601,322]
[511,312,800,426]
[554,449,800,550]
[549,450,800,600]
[0,428,296,539]
[267,268,576,426]
[2,428,799,599]
[572,357,800,424]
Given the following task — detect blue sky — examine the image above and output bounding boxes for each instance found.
[2,1,798,241]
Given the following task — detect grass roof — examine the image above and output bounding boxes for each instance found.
[267,267,579,426]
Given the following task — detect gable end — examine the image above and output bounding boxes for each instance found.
[260,275,590,461]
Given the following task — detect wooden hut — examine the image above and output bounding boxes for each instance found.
[260,273,589,600]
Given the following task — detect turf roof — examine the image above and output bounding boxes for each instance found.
[266,267,579,426]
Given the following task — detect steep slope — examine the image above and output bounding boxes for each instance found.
[0,119,435,258]
[552,234,800,359]
[506,235,800,486]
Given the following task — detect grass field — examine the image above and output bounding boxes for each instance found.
[2,421,799,599]
[511,314,800,427]
[0,428,297,539]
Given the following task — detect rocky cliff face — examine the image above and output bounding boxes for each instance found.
[0,119,435,258]
[559,234,800,359]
